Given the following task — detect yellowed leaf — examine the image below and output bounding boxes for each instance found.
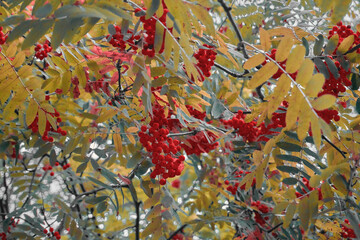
[243,53,265,70]
[338,35,354,53]
[297,102,311,141]
[248,62,278,89]
[38,109,46,136]
[275,36,293,62]
[113,133,122,154]
[312,94,336,111]
[286,45,305,73]
[296,59,314,87]
[284,202,296,228]
[310,112,322,149]
[143,192,161,209]
[96,109,117,123]
[259,28,271,51]
[305,73,325,97]
[26,99,38,127]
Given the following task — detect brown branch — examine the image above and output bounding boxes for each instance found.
[321,135,347,158]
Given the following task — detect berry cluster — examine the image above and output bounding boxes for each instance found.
[108,25,140,51]
[9,141,23,159]
[1,217,20,239]
[172,233,184,240]
[295,178,323,200]
[262,49,297,80]
[328,21,360,54]
[251,201,272,225]
[0,26,8,45]
[315,108,340,124]
[138,104,185,185]
[84,79,111,96]
[28,108,67,142]
[135,0,169,57]
[194,44,217,81]
[43,227,61,239]
[207,168,222,187]
[35,42,52,60]
[186,105,206,120]
[221,109,286,143]
[171,179,181,188]
[224,169,256,195]
[181,131,219,156]
[340,219,358,239]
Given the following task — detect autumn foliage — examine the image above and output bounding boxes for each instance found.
[1,0,360,239]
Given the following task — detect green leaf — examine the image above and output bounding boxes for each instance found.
[85,196,108,204]
[0,14,26,27]
[22,19,54,49]
[0,141,10,153]
[50,149,57,166]
[127,152,142,169]
[76,162,88,174]
[356,98,360,114]
[100,168,119,185]
[34,4,53,18]
[97,201,107,213]
[7,20,35,43]
[276,154,302,163]
[284,131,300,141]
[277,166,300,174]
[211,100,225,119]
[302,159,321,174]
[346,210,360,239]
[98,3,132,21]
[33,143,53,158]
[276,142,302,152]
[88,177,113,190]
[51,19,68,49]
[146,0,160,20]
[302,37,309,56]
[351,73,360,90]
[314,58,330,79]
[90,159,100,171]
[324,57,339,79]
[313,35,324,55]
[282,177,298,185]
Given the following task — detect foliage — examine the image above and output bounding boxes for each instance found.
[0,0,360,239]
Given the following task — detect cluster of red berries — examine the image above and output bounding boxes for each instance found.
[340,219,358,239]
[43,227,61,239]
[221,109,286,143]
[9,142,23,159]
[172,233,184,240]
[207,169,222,187]
[295,178,323,200]
[1,217,20,239]
[108,26,140,51]
[251,201,272,225]
[138,104,185,185]
[224,169,256,195]
[41,162,70,176]
[328,21,360,54]
[84,79,111,96]
[135,0,169,57]
[315,108,340,124]
[28,108,67,142]
[35,42,52,60]
[181,131,219,156]
[186,105,206,120]
[194,44,217,81]
[0,26,8,45]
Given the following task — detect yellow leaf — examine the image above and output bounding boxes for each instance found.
[143,192,161,209]
[312,94,336,111]
[141,217,161,238]
[296,59,314,87]
[96,109,117,123]
[299,196,310,231]
[238,171,255,191]
[61,71,72,93]
[259,28,271,51]
[52,56,70,72]
[286,88,301,129]
[330,174,347,196]
[47,114,57,131]
[12,52,25,68]
[283,202,296,228]
[321,182,334,209]
[297,102,311,141]
[309,190,319,225]
[146,204,162,220]
[310,112,322,149]
[5,41,17,58]
[26,99,38,127]
[127,127,139,133]
[305,73,325,97]
[275,36,293,62]
[75,65,87,87]
[286,45,305,73]
[190,4,215,36]
[338,35,354,53]
[243,53,265,70]
[248,62,278,89]
[113,133,122,154]
[267,74,291,117]
[38,109,47,136]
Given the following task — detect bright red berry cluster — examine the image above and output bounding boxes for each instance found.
[43,227,61,239]
[28,108,66,142]
[108,25,140,51]
[194,44,217,81]
[181,131,219,156]
[315,108,340,124]
[224,169,256,195]
[251,201,272,225]
[0,26,8,45]
[138,104,185,185]
[35,42,52,60]
[295,177,323,200]
[340,219,358,239]
[328,21,360,54]
[135,0,169,57]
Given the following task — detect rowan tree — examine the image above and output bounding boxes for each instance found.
[1,0,360,239]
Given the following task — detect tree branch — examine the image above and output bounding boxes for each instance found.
[167,224,188,240]
[321,135,347,158]
[217,0,249,59]
[214,63,249,78]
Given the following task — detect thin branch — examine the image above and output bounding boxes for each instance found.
[214,62,249,78]
[167,224,188,240]
[217,0,249,59]
[321,135,347,158]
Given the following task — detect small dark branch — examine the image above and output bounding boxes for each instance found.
[167,224,188,240]
[256,85,266,102]
[345,43,360,55]
[135,201,141,240]
[267,222,283,233]
[214,63,249,78]
[116,60,122,93]
[321,135,347,159]
[217,0,249,59]
[168,130,198,137]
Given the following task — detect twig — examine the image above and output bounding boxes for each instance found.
[214,62,249,78]
[217,0,249,59]
[321,135,347,158]
[167,224,188,240]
